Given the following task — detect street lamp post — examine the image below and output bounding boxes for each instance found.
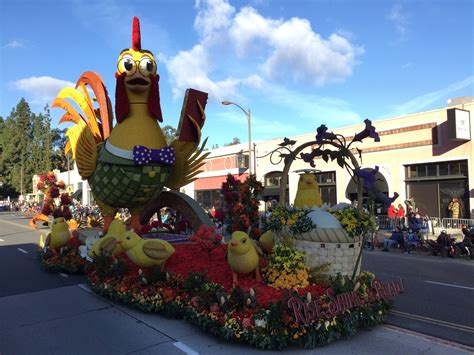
[222,101,252,175]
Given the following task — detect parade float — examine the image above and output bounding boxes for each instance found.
[32,16,404,350]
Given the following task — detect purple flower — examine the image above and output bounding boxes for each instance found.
[301,152,316,167]
[354,166,379,190]
[315,125,337,143]
[353,119,380,142]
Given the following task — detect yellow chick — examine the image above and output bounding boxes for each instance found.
[258,230,275,254]
[227,231,262,287]
[294,172,323,209]
[118,230,175,270]
[45,217,70,249]
[89,219,125,258]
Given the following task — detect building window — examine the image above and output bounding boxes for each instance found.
[265,172,284,187]
[237,152,249,169]
[405,160,469,218]
[195,189,222,210]
[405,160,468,180]
[316,171,337,206]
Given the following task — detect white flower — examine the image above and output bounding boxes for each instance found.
[249,288,255,297]
[255,319,267,327]
[220,296,226,305]
[246,298,252,305]
[142,277,148,284]
[306,293,312,302]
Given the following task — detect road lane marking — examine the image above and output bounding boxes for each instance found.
[0,218,43,232]
[59,273,69,278]
[425,280,474,291]
[173,341,199,355]
[77,284,92,293]
[0,238,4,242]
[389,310,474,333]
[17,248,28,254]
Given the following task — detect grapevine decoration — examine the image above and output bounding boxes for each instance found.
[264,119,384,280]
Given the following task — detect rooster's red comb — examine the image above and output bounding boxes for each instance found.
[132,16,141,51]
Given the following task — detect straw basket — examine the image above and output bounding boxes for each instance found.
[278,226,362,277]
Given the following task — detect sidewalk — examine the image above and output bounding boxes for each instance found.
[0,284,472,354]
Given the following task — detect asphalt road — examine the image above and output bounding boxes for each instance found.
[1,212,473,348]
[0,212,85,297]
[362,246,474,347]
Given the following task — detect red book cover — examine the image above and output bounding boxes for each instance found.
[177,88,208,142]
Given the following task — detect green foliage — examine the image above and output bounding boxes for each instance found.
[183,272,208,293]
[308,262,331,285]
[266,205,315,234]
[1,99,55,195]
[267,243,306,272]
[330,207,377,238]
[93,254,129,278]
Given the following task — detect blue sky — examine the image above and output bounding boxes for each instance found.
[1,0,473,147]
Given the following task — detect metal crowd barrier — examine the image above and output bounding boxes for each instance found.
[375,215,474,240]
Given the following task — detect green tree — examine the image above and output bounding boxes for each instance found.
[224,137,241,146]
[162,125,177,145]
[2,98,34,195]
[1,99,54,195]
[51,128,69,171]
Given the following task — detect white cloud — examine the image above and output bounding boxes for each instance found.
[387,76,474,116]
[4,40,25,49]
[265,84,362,125]
[194,0,235,41]
[388,3,410,40]
[162,0,363,101]
[9,76,75,106]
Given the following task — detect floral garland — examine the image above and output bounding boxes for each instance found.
[85,244,391,350]
[38,237,86,273]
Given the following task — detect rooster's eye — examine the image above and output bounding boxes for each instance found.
[139,57,156,76]
[118,55,136,75]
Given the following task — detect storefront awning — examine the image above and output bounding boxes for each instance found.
[194,173,248,190]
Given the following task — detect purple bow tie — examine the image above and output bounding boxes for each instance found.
[133,145,175,166]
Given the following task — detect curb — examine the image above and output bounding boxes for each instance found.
[381,324,474,353]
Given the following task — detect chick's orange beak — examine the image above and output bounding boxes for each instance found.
[230,241,239,247]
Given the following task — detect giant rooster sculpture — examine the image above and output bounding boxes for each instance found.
[52,17,209,232]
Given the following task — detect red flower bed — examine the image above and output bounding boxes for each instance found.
[164,243,327,307]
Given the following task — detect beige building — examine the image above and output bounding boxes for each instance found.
[189,97,474,219]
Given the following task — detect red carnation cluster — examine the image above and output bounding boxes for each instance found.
[36,171,73,220]
[222,174,263,239]
[189,225,223,264]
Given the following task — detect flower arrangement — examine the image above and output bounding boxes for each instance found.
[85,245,391,350]
[266,205,315,234]
[222,174,263,239]
[264,243,309,289]
[189,225,223,263]
[36,171,72,220]
[330,207,377,238]
[38,237,86,273]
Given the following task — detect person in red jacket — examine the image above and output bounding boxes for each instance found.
[387,204,398,229]
[397,204,405,228]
